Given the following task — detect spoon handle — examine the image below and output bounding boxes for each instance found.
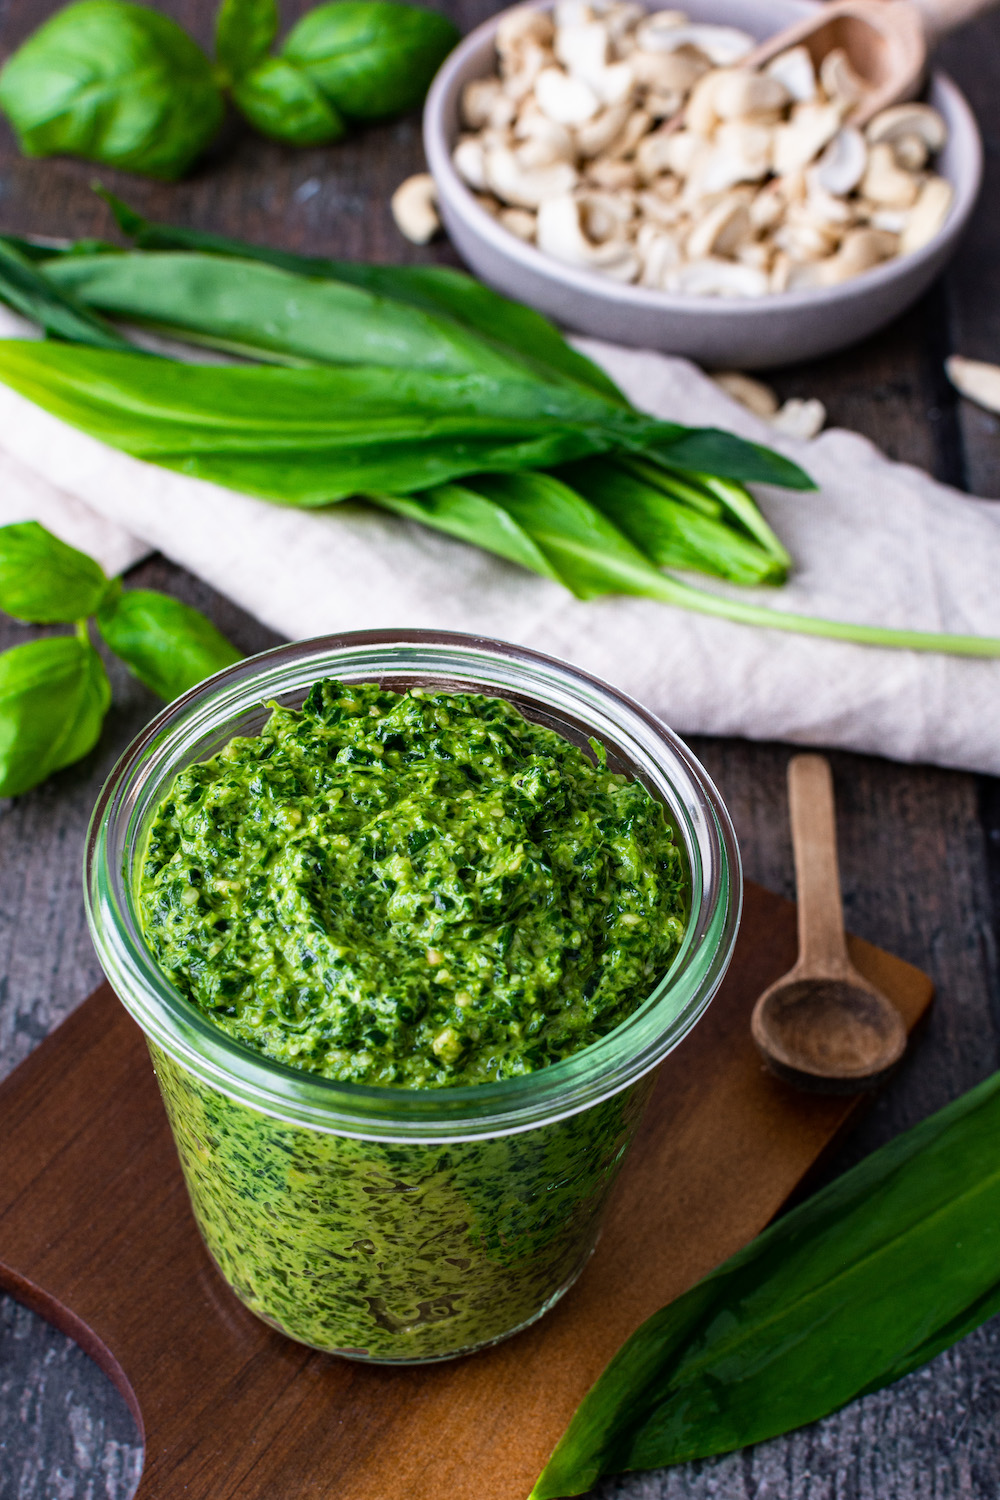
[909,0,1000,45]
[788,754,851,978]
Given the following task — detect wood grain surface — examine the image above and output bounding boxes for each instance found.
[1,0,1000,1496]
[0,899,934,1500]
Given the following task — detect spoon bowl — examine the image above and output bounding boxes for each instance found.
[752,973,907,1093]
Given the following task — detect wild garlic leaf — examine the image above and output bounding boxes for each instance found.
[231,57,347,145]
[215,0,278,83]
[557,457,787,585]
[0,635,110,797]
[0,237,134,351]
[654,427,815,491]
[282,1,459,120]
[370,486,563,584]
[43,252,538,381]
[0,341,659,504]
[84,203,649,402]
[466,472,679,602]
[97,588,241,700]
[0,0,224,181]
[0,521,111,623]
[532,1069,1000,1497]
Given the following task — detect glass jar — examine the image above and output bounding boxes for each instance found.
[85,630,741,1364]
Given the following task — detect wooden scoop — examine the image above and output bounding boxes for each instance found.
[751,754,908,1093]
[743,0,997,126]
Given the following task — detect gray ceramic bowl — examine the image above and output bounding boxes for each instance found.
[423,0,983,369]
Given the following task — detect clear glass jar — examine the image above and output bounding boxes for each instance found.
[85,630,741,1364]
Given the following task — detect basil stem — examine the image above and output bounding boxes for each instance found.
[532,1068,1000,1496]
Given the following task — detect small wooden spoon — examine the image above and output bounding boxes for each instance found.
[742,0,996,127]
[751,754,908,1093]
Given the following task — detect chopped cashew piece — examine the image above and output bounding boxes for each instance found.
[391,174,440,244]
[712,370,780,417]
[946,355,1000,415]
[769,397,827,439]
[449,8,952,298]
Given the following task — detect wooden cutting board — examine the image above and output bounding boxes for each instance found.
[0,880,932,1500]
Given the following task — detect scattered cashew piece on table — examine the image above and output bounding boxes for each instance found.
[392,174,440,244]
[946,356,1000,416]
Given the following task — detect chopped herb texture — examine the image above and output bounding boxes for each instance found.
[138,678,688,1088]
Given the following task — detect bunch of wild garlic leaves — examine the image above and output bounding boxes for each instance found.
[0,208,997,658]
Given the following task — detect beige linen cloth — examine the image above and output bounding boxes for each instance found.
[1,303,998,774]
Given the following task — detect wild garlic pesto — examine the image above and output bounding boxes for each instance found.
[138,678,688,1088]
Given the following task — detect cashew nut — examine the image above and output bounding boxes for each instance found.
[860,142,919,208]
[900,177,953,254]
[536,192,640,278]
[450,10,951,299]
[814,127,867,196]
[391,175,440,245]
[867,103,947,155]
[946,355,1000,416]
[484,145,578,208]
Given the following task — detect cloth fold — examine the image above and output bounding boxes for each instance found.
[1,307,998,774]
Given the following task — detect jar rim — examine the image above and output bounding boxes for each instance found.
[85,629,741,1141]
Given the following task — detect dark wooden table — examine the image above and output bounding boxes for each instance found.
[1,1,999,1496]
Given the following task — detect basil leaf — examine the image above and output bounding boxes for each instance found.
[0,521,111,623]
[97,589,241,700]
[215,0,277,83]
[0,237,135,351]
[532,1068,1000,1498]
[0,635,110,797]
[282,1,459,120]
[0,0,224,181]
[556,457,788,585]
[0,341,665,504]
[231,57,347,145]
[43,252,533,380]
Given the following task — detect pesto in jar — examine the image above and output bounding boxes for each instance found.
[138,678,688,1088]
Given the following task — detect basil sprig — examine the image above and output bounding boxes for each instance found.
[533,1067,1000,1497]
[0,523,241,797]
[0,0,458,176]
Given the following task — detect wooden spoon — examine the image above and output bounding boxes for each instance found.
[742,0,997,127]
[751,754,908,1093]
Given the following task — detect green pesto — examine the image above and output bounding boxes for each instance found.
[151,1042,655,1360]
[138,678,688,1089]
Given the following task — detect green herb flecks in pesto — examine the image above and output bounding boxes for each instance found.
[138,679,688,1088]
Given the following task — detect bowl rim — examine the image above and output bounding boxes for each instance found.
[423,0,984,317]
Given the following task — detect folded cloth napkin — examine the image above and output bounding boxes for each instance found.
[1,305,998,775]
